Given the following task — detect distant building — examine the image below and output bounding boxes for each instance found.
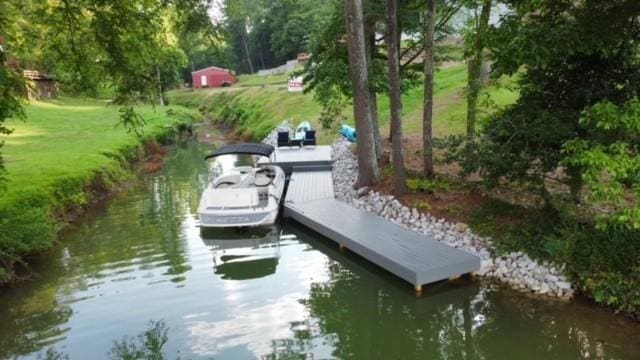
[23,70,58,100]
[192,66,237,89]
[297,53,311,64]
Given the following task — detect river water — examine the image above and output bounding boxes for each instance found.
[1,141,639,359]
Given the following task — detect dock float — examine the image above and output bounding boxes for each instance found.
[275,145,480,293]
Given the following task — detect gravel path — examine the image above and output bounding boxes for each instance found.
[264,125,574,298]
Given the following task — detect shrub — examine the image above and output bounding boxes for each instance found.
[407,177,454,194]
[557,226,640,317]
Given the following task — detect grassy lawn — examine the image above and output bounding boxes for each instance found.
[2,98,197,204]
[236,72,290,86]
[0,98,199,281]
[169,63,519,143]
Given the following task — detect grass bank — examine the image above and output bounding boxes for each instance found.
[0,98,201,283]
[169,63,518,144]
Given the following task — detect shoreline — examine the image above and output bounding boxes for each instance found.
[0,120,198,286]
[263,123,575,299]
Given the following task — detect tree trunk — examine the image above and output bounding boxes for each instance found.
[242,29,254,74]
[423,0,436,178]
[386,0,407,195]
[466,0,491,138]
[156,64,165,106]
[365,20,382,160]
[346,0,380,187]
[389,18,404,143]
[369,86,382,159]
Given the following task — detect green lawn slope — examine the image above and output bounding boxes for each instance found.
[0,98,200,282]
[169,63,518,143]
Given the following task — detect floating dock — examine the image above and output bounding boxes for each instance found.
[259,146,333,175]
[277,145,480,293]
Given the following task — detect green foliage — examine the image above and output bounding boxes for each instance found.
[318,95,348,130]
[109,320,169,360]
[407,177,454,193]
[118,106,148,137]
[458,0,640,201]
[563,98,640,230]
[2,0,211,100]
[0,8,26,188]
[556,226,640,317]
[470,199,562,258]
[222,0,330,74]
[301,0,353,119]
[470,197,640,318]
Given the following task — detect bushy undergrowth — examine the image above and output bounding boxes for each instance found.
[471,199,640,318]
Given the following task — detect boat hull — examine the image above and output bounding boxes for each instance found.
[198,208,278,228]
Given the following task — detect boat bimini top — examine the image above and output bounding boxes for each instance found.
[205,143,275,160]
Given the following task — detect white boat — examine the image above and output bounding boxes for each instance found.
[198,143,285,228]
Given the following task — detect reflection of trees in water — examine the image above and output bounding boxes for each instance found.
[475,286,640,359]
[299,262,479,359]
[145,141,211,280]
[0,142,212,358]
[266,223,640,360]
[265,224,484,359]
[61,141,210,282]
[0,280,73,358]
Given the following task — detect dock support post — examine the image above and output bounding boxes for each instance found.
[339,244,345,252]
[414,284,422,295]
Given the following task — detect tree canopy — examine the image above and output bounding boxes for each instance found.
[457,0,640,228]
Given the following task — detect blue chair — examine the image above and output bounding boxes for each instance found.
[303,129,316,147]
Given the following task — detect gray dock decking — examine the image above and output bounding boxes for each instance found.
[274,145,480,290]
[285,170,335,204]
[284,199,480,287]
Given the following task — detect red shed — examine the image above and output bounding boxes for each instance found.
[192,66,237,88]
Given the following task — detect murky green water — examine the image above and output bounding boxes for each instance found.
[1,141,639,359]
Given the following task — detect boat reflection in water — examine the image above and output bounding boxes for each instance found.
[200,226,282,280]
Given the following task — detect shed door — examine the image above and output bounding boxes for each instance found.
[201,75,208,86]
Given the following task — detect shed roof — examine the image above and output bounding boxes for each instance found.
[191,66,229,74]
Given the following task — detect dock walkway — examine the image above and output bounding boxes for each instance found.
[277,145,480,292]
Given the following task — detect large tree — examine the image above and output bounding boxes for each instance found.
[422,0,436,178]
[464,0,492,138]
[0,35,24,191]
[346,0,380,187]
[386,0,407,194]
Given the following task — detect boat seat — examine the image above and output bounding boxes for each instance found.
[254,173,271,187]
[234,166,253,174]
[214,174,241,189]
